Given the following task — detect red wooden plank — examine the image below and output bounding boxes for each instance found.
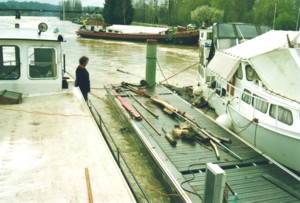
[111,89,142,121]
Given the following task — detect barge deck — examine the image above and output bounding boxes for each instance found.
[0,89,136,202]
[106,83,300,202]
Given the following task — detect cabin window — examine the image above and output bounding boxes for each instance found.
[218,24,235,38]
[242,89,252,104]
[252,94,268,113]
[235,24,258,39]
[245,65,260,81]
[28,47,57,79]
[236,65,243,79]
[269,104,293,126]
[0,46,20,80]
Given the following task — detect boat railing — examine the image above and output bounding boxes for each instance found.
[199,65,299,128]
[88,101,150,203]
[223,182,238,203]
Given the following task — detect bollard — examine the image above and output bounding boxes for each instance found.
[145,39,157,87]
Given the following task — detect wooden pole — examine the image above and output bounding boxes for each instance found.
[85,168,93,203]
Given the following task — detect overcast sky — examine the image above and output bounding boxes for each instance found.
[0,0,105,7]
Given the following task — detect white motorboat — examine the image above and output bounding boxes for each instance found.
[198,23,300,172]
[0,18,136,202]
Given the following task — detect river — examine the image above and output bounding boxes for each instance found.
[3,16,200,202]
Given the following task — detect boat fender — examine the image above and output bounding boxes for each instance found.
[216,114,232,129]
[210,80,217,89]
[140,79,148,87]
[216,87,226,96]
[193,85,203,96]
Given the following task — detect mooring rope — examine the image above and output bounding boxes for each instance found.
[156,59,169,85]
[159,62,199,84]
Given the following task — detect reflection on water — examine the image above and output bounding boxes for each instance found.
[3,16,200,202]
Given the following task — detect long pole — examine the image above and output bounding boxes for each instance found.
[296,2,300,30]
[144,0,146,23]
[273,3,277,30]
[168,0,171,26]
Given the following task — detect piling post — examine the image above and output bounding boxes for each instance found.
[145,39,157,87]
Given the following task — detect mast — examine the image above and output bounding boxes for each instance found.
[296,1,300,30]
[273,3,277,29]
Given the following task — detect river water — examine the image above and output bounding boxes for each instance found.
[3,16,200,202]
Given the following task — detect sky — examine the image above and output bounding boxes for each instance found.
[0,0,105,7]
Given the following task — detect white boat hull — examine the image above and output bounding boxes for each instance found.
[201,86,300,172]
[228,105,300,172]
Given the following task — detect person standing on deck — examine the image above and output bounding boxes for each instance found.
[75,56,90,101]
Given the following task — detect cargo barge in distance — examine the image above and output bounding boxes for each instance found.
[76,24,199,45]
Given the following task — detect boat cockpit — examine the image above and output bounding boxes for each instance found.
[0,22,65,95]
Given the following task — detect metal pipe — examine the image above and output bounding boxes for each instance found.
[145,39,157,87]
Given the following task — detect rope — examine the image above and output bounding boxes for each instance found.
[180,163,203,200]
[203,90,216,113]
[159,62,199,84]
[89,91,108,103]
[226,102,255,134]
[0,106,90,118]
[156,59,169,85]
[64,70,75,79]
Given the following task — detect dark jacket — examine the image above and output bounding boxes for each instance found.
[75,66,90,95]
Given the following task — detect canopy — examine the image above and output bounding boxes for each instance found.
[250,49,300,103]
[226,30,299,58]
[206,51,240,81]
[207,30,300,103]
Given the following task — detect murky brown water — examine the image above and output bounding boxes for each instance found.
[2,16,200,202]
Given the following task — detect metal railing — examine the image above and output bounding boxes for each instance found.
[198,65,300,130]
[88,101,150,203]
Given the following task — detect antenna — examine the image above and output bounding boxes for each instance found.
[273,3,277,29]
[296,3,300,30]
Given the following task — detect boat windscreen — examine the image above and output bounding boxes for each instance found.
[259,25,272,34]
[216,23,269,40]
[217,24,236,38]
[235,24,258,39]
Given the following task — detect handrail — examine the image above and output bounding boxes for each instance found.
[199,65,300,129]
[89,101,150,203]
[202,66,300,108]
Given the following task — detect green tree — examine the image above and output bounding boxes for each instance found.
[191,5,223,27]
[251,0,299,30]
[211,0,255,22]
[103,0,134,25]
[176,0,209,26]
[276,12,297,30]
[103,0,115,25]
[118,0,135,24]
[250,0,276,28]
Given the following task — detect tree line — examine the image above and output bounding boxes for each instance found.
[130,0,300,30]
[0,0,100,20]
[0,0,300,30]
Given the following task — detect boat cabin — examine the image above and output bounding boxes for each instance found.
[198,27,212,47]
[211,22,271,50]
[198,29,300,172]
[0,22,64,95]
